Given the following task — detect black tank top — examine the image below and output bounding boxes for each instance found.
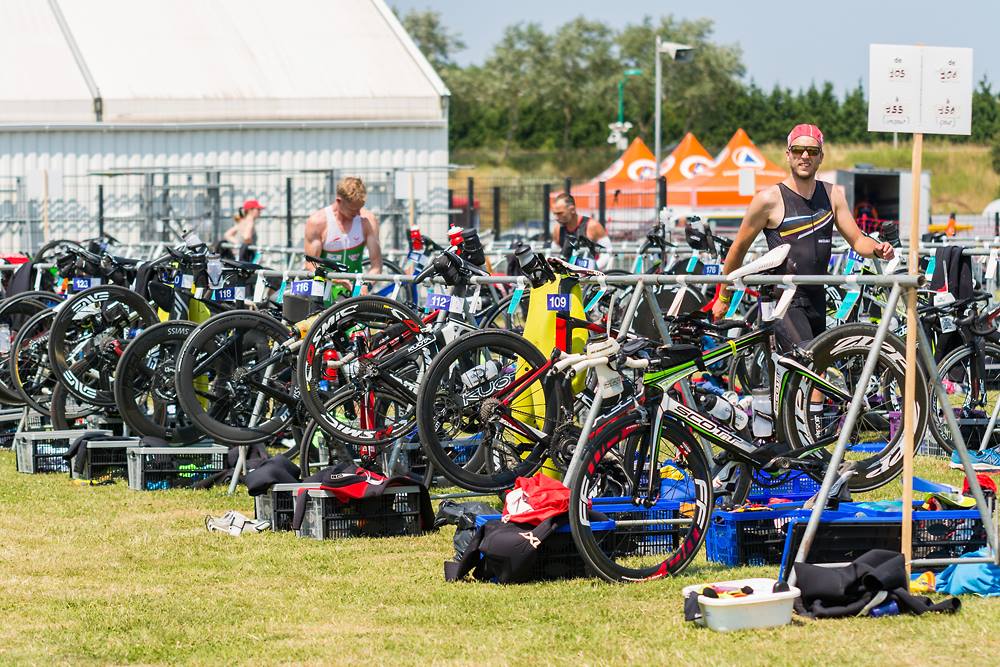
[556,216,591,256]
[764,183,834,284]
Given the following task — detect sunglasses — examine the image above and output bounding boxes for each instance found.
[789,145,821,157]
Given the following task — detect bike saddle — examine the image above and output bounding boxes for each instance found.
[547,256,602,277]
[221,258,266,272]
[304,254,350,273]
[727,244,790,281]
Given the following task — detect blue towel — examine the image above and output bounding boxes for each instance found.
[936,548,1000,597]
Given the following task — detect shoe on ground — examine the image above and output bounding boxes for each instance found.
[949,447,1000,472]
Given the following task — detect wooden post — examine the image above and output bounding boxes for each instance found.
[408,172,416,231]
[902,132,923,574]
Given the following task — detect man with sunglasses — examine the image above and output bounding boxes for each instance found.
[304,176,383,300]
[712,124,895,349]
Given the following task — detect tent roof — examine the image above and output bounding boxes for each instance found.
[589,137,659,185]
[0,0,448,124]
[659,132,713,181]
[667,129,787,207]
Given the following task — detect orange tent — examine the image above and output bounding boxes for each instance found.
[570,137,659,212]
[660,132,714,181]
[667,129,788,208]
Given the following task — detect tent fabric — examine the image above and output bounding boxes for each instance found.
[0,0,448,124]
[659,132,714,181]
[667,129,788,208]
[588,137,658,185]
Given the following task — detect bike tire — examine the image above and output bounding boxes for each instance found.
[48,285,158,406]
[9,309,59,416]
[297,295,432,447]
[175,310,295,446]
[0,292,58,405]
[415,328,558,493]
[779,323,929,492]
[568,413,713,582]
[114,320,203,444]
[929,342,1000,454]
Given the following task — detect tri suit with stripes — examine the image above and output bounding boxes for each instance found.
[762,182,834,350]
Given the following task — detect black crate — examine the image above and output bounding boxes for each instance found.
[127,445,228,491]
[254,483,320,532]
[780,510,989,576]
[298,485,427,539]
[71,438,138,482]
[15,429,110,474]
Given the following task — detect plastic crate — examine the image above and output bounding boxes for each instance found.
[15,429,109,474]
[297,485,427,540]
[706,505,856,567]
[0,407,24,448]
[745,470,821,503]
[70,437,140,481]
[254,483,321,532]
[779,505,990,578]
[471,497,684,581]
[126,445,228,491]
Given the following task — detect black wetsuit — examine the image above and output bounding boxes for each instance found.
[763,182,834,349]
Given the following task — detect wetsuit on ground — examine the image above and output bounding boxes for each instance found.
[763,182,834,350]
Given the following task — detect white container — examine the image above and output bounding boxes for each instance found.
[681,577,799,632]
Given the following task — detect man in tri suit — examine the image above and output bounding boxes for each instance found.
[712,124,895,349]
[550,192,613,270]
[303,176,383,299]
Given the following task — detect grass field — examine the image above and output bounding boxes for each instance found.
[1,450,997,665]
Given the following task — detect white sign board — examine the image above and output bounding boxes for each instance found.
[868,44,973,135]
[737,168,756,196]
[394,171,429,201]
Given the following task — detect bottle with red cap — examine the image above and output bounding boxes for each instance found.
[448,225,464,252]
[409,225,424,252]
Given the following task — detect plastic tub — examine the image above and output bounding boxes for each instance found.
[681,577,799,632]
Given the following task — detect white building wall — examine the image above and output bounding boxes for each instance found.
[0,122,450,252]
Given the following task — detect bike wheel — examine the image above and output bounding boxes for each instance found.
[298,295,432,447]
[0,292,59,405]
[569,413,713,582]
[929,342,1000,453]
[175,310,295,446]
[780,323,928,492]
[114,320,203,444]
[48,360,104,429]
[478,291,530,333]
[415,329,559,493]
[9,309,60,416]
[47,285,158,406]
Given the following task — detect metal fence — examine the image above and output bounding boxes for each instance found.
[0,166,454,255]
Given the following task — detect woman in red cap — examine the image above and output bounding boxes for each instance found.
[223,199,263,262]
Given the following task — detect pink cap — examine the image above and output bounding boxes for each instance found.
[787,124,824,147]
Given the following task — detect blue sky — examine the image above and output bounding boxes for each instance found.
[392,0,997,94]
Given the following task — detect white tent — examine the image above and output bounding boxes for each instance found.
[0,0,448,123]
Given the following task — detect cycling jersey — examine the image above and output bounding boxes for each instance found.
[320,206,365,273]
[764,182,835,349]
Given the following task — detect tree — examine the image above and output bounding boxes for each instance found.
[481,23,549,157]
[395,8,466,72]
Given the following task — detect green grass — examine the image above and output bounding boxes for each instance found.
[0,450,997,665]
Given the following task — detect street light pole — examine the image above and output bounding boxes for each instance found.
[653,39,696,171]
[654,35,662,170]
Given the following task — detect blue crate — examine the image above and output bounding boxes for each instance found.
[745,470,821,503]
[779,502,989,578]
[705,504,855,567]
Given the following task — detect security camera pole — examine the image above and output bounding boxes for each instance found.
[654,38,695,169]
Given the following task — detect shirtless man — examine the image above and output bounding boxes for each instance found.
[303,176,383,297]
[712,124,894,349]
